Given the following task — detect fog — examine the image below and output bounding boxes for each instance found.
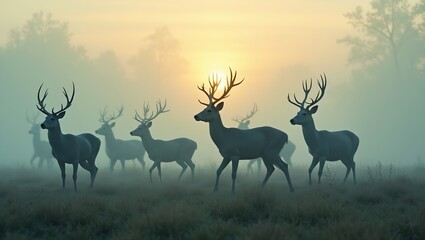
[0,0,424,172]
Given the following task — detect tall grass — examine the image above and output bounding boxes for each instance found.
[0,164,424,240]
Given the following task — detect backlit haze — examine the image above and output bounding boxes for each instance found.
[1,0,423,171]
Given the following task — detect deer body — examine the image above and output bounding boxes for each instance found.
[288,74,359,184]
[195,69,294,193]
[95,107,146,172]
[37,83,100,191]
[131,100,197,183]
[28,123,53,168]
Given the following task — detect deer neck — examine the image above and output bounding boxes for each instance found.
[209,114,227,147]
[139,129,155,150]
[31,131,41,147]
[301,118,319,150]
[47,124,65,151]
[103,130,116,148]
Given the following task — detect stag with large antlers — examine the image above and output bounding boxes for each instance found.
[27,112,54,169]
[288,74,359,185]
[130,100,197,182]
[194,68,294,193]
[36,83,100,191]
[233,104,297,175]
[95,106,146,172]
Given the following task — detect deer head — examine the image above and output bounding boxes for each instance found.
[233,104,258,129]
[194,68,244,122]
[27,112,41,134]
[287,74,327,125]
[36,83,75,129]
[95,106,124,136]
[130,99,169,137]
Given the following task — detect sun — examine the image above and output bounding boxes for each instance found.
[208,70,227,90]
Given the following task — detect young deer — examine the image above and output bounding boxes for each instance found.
[130,100,197,183]
[95,106,146,172]
[288,74,359,184]
[194,68,294,193]
[36,83,100,191]
[27,112,54,169]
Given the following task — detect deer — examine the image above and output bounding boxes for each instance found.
[233,104,297,174]
[287,74,359,185]
[36,83,101,191]
[27,112,54,169]
[130,100,197,183]
[95,106,146,172]
[194,68,294,193]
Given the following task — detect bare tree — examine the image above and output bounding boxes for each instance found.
[130,100,197,182]
[288,74,359,185]
[36,83,100,191]
[194,68,294,193]
[27,112,53,169]
[95,106,146,172]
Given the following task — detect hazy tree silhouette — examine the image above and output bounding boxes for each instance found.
[338,0,425,81]
[128,27,188,92]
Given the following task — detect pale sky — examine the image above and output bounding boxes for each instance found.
[0,0,370,80]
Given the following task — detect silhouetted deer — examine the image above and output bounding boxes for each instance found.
[95,106,146,172]
[288,74,359,184]
[194,68,294,193]
[130,100,197,182]
[36,83,100,191]
[233,104,297,174]
[27,112,54,169]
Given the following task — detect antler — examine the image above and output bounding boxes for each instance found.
[36,83,75,116]
[287,78,313,109]
[233,104,258,123]
[99,106,124,123]
[306,74,327,110]
[197,67,244,106]
[134,99,169,124]
[26,112,40,124]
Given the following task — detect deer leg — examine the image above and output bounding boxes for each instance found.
[214,158,231,192]
[110,159,117,172]
[38,157,44,169]
[58,161,66,189]
[352,161,356,184]
[149,162,158,183]
[247,160,254,174]
[308,158,320,185]
[72,162,78,191]
[157,162,162,182]
[261,158,275,187]
[120,160,125,171]
[176,161,188,180]
[138,157,146,171]
[273,157,294,192]
[231,157,240,194]
[256,158,262,176]
[30,154,37,168]
[185,160,195,181]
[317,159,326,184]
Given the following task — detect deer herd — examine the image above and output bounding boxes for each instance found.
[30,68,359,193]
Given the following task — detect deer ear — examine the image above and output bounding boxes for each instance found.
[310,105,318,114]
[110,122,116,127]
[216,102,224,111]
[57,111,66,119]
[147,122,152,128]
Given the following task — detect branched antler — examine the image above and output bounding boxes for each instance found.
[36,83,76,116]
[197,68,244,106]
[134,99,169,124]
[288,74,327,110]
[233,104,258,123]
[26,112,40,124]
[99,106,124,123]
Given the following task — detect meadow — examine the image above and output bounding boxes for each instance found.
[0,162,424,240]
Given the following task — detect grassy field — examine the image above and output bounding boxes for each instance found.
[0,163,424,240]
